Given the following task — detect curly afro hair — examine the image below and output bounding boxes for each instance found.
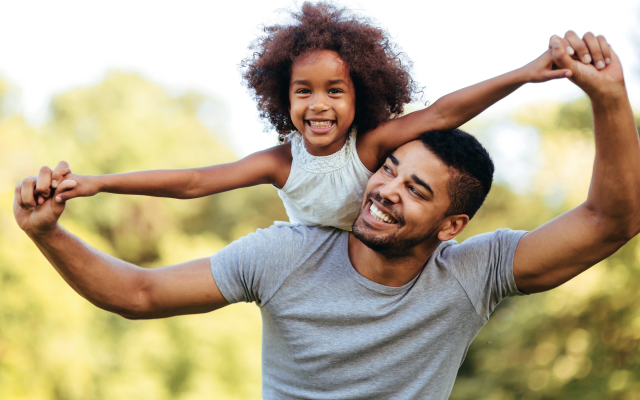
[241,2,421,140]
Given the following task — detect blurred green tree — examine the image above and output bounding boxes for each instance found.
[0,73,286,400]
[1,67,639,399]
[450,98,640,400]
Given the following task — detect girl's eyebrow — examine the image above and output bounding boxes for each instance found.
[328,79,348,85]
[291,80,310,85]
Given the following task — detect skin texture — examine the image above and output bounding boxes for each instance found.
[288,50,356,156]
[43,48,569,204]
[14,31,637,318]
[349,142,469,286]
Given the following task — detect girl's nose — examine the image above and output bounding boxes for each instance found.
[308,95,330,112]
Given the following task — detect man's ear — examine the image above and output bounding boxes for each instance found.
[437,214,470,241]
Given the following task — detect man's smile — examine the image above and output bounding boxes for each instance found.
[369,202,398,224]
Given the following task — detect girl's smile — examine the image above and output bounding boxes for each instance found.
[289,50,356,156]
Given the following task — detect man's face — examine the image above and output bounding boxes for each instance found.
[352,141,455,257]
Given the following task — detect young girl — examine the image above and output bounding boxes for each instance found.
[46,3,570,230]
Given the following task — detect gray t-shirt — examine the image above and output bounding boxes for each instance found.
[210,225,526,400]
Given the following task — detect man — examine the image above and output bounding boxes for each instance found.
[14,32,639,399]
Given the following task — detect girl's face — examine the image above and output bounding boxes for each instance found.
[289,50,356,157]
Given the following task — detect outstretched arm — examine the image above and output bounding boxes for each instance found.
[358,50,573,168]
[44,144,292,203]
[513,32,640,293]
[14,176,229,319]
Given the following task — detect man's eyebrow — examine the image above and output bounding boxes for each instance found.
[388,155,433,196]
[411,174,434,196]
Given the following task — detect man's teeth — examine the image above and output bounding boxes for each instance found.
[369,203,395,223]
[309,121,333,129]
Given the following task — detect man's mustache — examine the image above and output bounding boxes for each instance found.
[366,191,405,225]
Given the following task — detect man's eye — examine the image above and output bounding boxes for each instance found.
[410,187,423,198]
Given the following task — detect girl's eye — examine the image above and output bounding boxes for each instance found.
[383,165,392,174]
[328,88,343,94]
[296,89,310,94]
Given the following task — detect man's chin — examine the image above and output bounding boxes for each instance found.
[352,217,405,257]
[352,214,436,259]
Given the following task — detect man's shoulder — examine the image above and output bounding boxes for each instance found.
[438,229,528,257]
[230,224,346,254]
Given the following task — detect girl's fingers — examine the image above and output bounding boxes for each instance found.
[549,35,575,72]
[583,32,605,70]
[51,161,71,189]
[544,68,572,80]
[35,165,53,199]
[564,30,591,65]
[54,180,78,202]
[597,35,612,65]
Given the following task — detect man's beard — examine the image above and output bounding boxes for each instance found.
[352,191,439,259]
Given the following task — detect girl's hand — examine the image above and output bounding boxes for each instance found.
[35,161,101,204]
[521,49,573,83]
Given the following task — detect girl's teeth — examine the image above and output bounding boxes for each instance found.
[309,121,333,128]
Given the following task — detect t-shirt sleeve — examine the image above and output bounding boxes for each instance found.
[210,225,305,306]
[439,229,527,321]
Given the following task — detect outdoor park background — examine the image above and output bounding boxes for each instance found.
[1,0,640,399]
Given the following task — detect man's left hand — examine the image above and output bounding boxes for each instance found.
[549,31,624,99]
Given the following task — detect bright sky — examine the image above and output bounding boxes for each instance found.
[2,0,639,156]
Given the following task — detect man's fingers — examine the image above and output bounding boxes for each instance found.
[20,177,38,209]
[597,35,612,65]
[35,165,53,199]
[565,30,591,65]
[52,161,71,189]
[54,180,78,202]
[583,32,605,70]
[15,180,29,210]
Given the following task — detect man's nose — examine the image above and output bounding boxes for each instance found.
[378,178,401,204]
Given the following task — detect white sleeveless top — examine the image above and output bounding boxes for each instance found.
[277,129,374,231]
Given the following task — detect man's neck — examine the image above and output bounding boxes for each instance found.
[347,233,440,287]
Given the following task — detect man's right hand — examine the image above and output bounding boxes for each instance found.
[13,163,77,237]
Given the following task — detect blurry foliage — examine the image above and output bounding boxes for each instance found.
[1,68,639,400]
[450,99,640,400]
[0,73,285,399]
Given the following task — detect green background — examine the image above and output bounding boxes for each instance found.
[1,70,640,399]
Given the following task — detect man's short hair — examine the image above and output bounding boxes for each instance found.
[418,129,494,219]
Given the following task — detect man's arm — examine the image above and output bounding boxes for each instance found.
[513,32,640,294]
[14,175,228,319]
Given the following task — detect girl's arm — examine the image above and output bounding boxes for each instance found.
[50,144,292,202]
[357,49,572,169]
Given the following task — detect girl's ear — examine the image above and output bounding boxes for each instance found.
[437,214,469,242]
